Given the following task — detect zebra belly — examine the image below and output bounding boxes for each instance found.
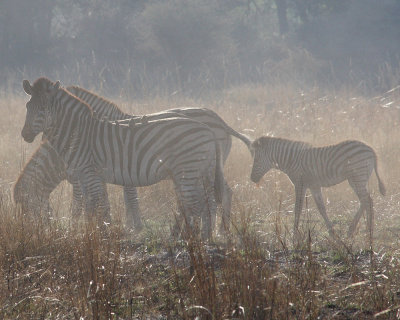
[309,175,346,188]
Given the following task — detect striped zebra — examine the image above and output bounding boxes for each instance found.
[14,141,69,216]
[14,86,143,229]
[21,77,227,239]
[15,85,250,233]
[69,85,251,232]
[249,136,386,238]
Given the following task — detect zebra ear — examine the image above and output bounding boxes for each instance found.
[49,80,61,96]
[23,80,33,95]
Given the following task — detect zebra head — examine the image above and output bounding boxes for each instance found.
[22,78,60,143]
[250,137,272,183]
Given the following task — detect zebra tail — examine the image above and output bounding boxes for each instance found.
[214,141,225,203]
[374,157,386,196]
[377,175,386,196]
[222,123,253,148]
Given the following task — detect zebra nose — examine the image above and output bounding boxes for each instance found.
[22,126,35,143]
[250,172,261,183]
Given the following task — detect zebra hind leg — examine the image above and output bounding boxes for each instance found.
[310,188,335,236]
[203,178,218,241]
[347,178,374,238]
[347,204,365,237]
[218,180,232,235]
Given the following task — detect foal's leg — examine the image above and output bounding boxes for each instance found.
[347,177,373,238]
[293,182,306,239]
[310,187,335,236]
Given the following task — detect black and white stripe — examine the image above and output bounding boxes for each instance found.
[13,141,69,216]
[16,84,250,233]
[21,77,225,239]
[250,136,386,238]
[14,86,143,229]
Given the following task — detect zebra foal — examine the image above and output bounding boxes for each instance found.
[21,77,224,239]
[250,136,386,238]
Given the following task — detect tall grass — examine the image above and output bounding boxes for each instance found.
[1,82,400,318]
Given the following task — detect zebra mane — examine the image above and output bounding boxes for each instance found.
[58,86,94,115]
[66,86,125,114]
[27,78,93,116]
[30,77,57,92]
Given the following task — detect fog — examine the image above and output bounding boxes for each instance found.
[1,0,399,96]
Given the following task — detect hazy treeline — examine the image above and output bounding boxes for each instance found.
[1,0,399,96]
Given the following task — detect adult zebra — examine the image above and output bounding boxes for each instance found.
[21,77,226,239]
[14,85,143,229]
[15,85,251,233]
[249,136,386,239]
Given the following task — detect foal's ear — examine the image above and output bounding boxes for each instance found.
[23,80,33,95]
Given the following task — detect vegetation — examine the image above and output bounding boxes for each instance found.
[1,79,400,319]
[1,1,400,318]
[1,0,400,94]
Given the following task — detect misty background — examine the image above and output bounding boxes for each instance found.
[1,0,399,97]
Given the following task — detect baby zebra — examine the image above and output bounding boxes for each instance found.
[250,136,386,238]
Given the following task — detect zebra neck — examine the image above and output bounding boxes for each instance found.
[47,94,93,167]
[269,143,302,174]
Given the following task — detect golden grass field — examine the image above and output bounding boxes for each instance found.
[1,82,400,319]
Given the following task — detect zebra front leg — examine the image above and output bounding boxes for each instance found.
[293,183,306,241]
[123,186,143,231]
[70,177,84,219]
[310,187,335,236]
[80,168,111,228]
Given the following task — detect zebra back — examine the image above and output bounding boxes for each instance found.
[253,136,311,171]
[66,86,250,161]
[167,107,252,148]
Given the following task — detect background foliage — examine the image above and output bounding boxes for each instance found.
[1,0,400,95]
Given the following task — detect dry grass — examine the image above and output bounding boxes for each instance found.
[1,83,400,319]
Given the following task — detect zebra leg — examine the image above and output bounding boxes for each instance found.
[310,188,335,236]
[294,183,306,239]
[80,168,111,227]
[172,181,196,238]
[69,177,84,219]
[219,180,232,234]
[173,177,206,239]
[123,186,143,231]
[347,205,365,237]
[347,179,373,238]
[203,178,218,241]
[171,207,185,239]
